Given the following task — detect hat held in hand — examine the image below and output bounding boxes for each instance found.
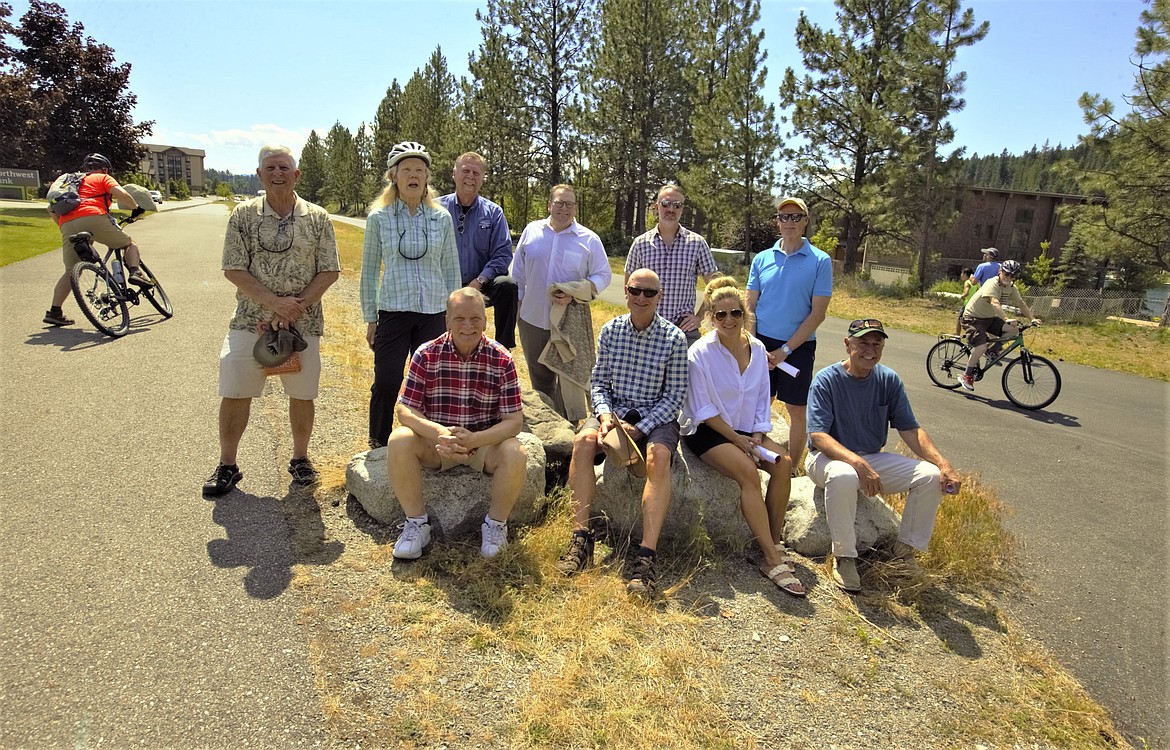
[601,422,646,478]
[253,325,308,367]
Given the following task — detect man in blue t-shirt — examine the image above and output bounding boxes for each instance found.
[972,247,1000,286]
[804,318,962,593]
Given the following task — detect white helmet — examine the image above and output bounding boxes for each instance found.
[386,141,431,170]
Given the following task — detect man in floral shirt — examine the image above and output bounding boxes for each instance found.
[203,144,341,497]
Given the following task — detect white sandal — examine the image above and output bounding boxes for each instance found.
[762,561,806,597]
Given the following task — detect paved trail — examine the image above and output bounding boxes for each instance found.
[0,204,338,748]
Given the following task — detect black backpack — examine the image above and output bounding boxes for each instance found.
[47,172,85,216]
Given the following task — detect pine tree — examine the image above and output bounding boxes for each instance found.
[298,130,327,203]
[400,47,456,193]
[323,122,358,213]
[372,81,404,176]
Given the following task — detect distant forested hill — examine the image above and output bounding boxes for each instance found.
[958,142,1108,195]
[205,168,260,195]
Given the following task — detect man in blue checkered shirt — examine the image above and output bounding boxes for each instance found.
[556,268,689,600]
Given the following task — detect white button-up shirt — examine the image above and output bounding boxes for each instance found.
[682,331,774,436]
[513,218,611,329]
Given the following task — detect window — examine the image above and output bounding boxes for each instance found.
[1010,208,1034,250]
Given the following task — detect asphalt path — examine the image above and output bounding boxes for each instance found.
[0,203,338,748]
[607,275,1167,747]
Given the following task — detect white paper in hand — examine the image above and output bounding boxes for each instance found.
[753,445,781,464]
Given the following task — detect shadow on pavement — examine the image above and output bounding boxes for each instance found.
[25,325,121,351]
[207,486,343,599]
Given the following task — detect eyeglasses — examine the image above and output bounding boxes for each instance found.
[256,214,295,253]
[625,286,659,298]
[713,308,744,321]
[774,213,807,223]
[397,226,430,260]
[551,200,577,208]
[658,199,684,209]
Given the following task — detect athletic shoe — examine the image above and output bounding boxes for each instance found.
[43,310,74,326]
[958,373,976,392]
[480,519,508,559]
[127,269,154,288]
[393,519,432,560]
[203,463,243,496]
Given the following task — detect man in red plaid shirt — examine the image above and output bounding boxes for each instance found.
[386,288,527,561]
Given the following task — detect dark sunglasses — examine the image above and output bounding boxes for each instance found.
[774,212,807,223]
[657,199,684,209]
[626,286,659,298]
[713,308,744,321]
[850,318,882,330]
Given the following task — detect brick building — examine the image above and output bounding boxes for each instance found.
[139,143,206,196]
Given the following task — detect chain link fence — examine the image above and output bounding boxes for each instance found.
[1022,287,1148,323]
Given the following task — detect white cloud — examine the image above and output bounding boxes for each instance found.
[151,124,316,173]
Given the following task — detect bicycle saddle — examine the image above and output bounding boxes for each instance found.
[69,232,93,243]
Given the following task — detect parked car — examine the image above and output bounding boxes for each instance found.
[148,190,162,204]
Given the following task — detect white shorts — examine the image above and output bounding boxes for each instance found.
[218,329,322,400]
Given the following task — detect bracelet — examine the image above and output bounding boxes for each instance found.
[780,344,792,355]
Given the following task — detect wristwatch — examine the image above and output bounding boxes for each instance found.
[780,344,792,355]
[475,276,488,286]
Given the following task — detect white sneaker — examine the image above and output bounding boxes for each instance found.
[393,518,432,559]
[958,373,976,392]
[480,519,508,559]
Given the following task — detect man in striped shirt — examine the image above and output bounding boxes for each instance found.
[386,288,527,561]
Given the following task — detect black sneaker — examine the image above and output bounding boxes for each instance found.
[555,530,595,576]
[203,463,242,496]
[127,269,154,288]
[625,554,658,600]
[43,310,75,326]
[288,457,319,487]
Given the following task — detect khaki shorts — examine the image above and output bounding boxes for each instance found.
[59,214,133,267]
[438,449,487,473]
[218,329,322,400]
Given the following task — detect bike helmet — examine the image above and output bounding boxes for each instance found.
[1000,259,1022,276]
[386,141,431,170]
[981,247,999,260]
[82,153,112,171]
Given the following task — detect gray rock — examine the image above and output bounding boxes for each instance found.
[783,483,902,558]
[346,432,547,536]
[521,390,575,464]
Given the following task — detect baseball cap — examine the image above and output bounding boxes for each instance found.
[253,325,308,367]
[775,196,809,214]
[981,247,999,259]
[847,318,888,339]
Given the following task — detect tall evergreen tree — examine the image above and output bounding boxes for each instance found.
[372,80,404,176]
[778,0,986,273]
[1063,0,1169,320]
[400,47,457,193]
[298,129,326,203]
[323,121,358,213]
[683,0,780,246]
[353,122,379,209]
[584,0,693,237]
[480,0,594,185]
[1,0,152,179]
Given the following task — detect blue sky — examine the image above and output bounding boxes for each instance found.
[13,0,1149,174]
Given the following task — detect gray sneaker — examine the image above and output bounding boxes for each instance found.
[393,519,432,560]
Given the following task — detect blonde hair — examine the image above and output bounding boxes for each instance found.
[703,276,754,333]
[369,161,439,212]
[548,183,576,201]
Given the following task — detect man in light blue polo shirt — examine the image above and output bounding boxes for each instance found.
[746,196,833,469]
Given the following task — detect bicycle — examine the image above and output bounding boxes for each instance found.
[68,214,173,337]
[925,321,1062,410]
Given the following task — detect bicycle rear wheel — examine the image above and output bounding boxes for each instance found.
[70,262,129,337]
[137,260,173,318]
[926,338,969,389]
[1002,352,1061,410]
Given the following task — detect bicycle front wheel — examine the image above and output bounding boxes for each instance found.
[137,260,173,318]
[926,338,969,389]
[1002,352,1061,410]
[70,262,129,337]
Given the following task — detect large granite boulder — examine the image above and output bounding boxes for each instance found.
[346,431,547,536]
[783,484,902,557]
[521,390,576,464]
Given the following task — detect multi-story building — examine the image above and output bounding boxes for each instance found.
[139,143,206,196]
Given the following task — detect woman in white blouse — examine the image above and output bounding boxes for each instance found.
[682,277,805,597]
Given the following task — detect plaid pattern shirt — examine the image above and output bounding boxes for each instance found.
[591,313,689,435]
[398,332,522,432]
[625,225,717,323]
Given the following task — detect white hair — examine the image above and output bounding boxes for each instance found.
[257,144,297,169]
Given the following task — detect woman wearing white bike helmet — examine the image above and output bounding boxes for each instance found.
[360,140,460,447]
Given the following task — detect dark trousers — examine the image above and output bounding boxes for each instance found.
[481,275,518,349]
[369,309,445,445]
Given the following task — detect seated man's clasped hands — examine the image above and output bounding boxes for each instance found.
[386,288,527,560]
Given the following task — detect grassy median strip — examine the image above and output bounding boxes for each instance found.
[0,207,61,267]
[303,220,1129,748]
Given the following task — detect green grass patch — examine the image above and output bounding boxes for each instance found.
[0,207,62,267]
